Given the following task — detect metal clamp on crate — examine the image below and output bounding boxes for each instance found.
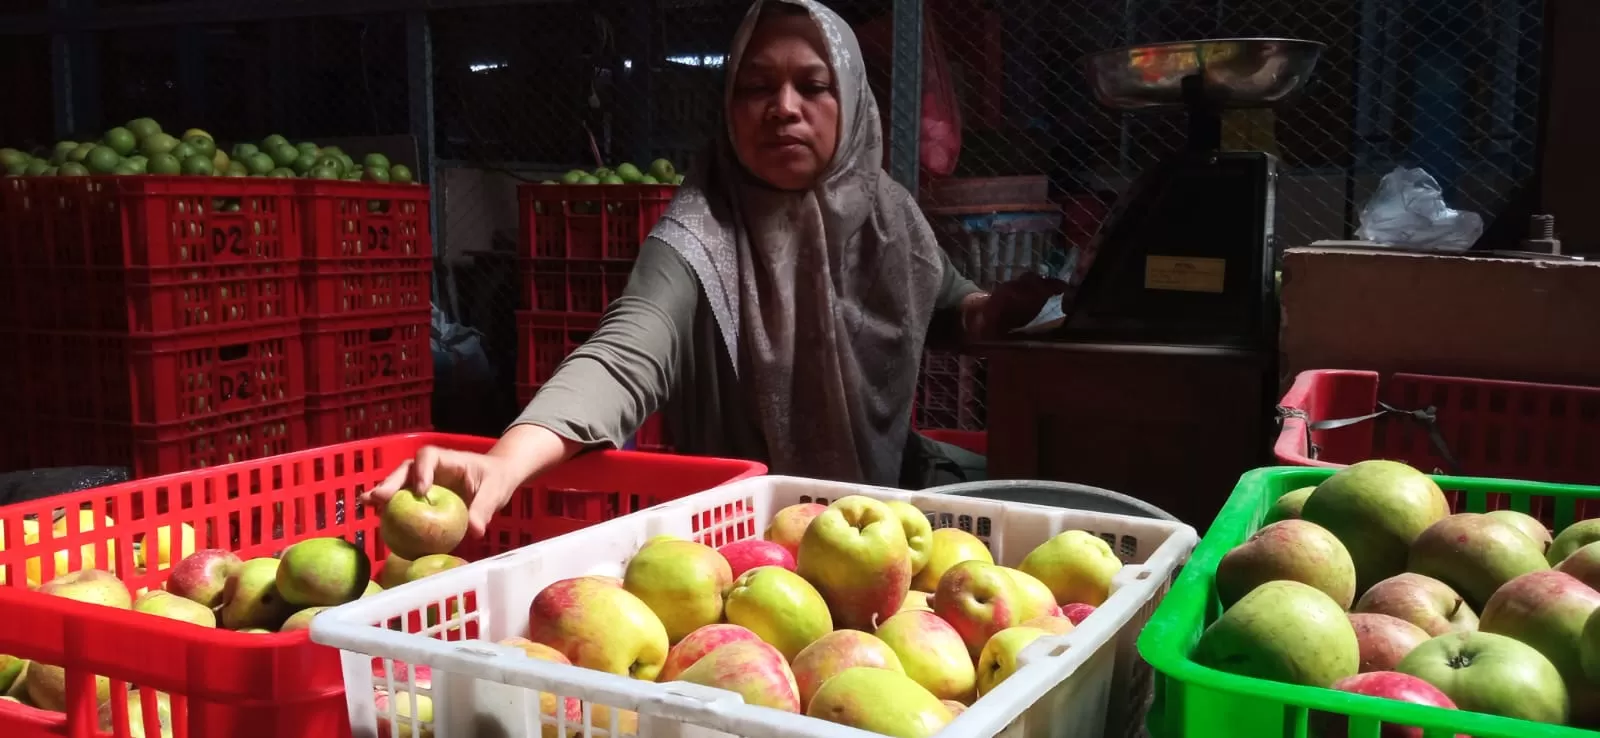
[1276,403,1465,477]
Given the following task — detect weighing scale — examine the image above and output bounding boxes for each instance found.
[1061,38,1325,348]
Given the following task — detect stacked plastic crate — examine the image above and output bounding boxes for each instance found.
[516,183,676,452]
[0,175,305,475]
[297,179,434,445]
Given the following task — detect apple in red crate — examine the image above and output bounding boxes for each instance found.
[1059,603,1096,624]
[1313,671,1461,738]
[790,629,905,710]
[1397,631,1568,724]
[677,640,801,712]
[659,624,764,682]
[381,485,470,561]
[765,503,827,557]
[279,606,329,633]
[875,609,977,704]
[167,549,242,608]
[1349,613,1429,673]
[277,537,372,607]
[528,576,669,680]
[134,590,217,628]
[718,539,796,580]
[796,496,913,631]
[1353,573,1478,637]
[221,558,295,631]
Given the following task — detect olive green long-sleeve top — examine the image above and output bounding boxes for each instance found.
[512,236,981,485]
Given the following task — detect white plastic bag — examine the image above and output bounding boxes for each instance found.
[1356,167,1483,251]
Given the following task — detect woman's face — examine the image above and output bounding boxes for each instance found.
[729,10,841,191]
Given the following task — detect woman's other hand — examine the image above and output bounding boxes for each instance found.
[963,272,1071,341]
[361,425,583,539]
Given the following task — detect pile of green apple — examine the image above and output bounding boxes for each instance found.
[464,494,1125,738]
[1194,459,1600,732]
[0,117,418,184]
[545,160,683,187]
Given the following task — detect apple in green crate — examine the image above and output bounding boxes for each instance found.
[724,565,833,661]
[913,527,992,593]
[276,537,372,607]
[1192,580,1359,687]
[874,609,977,704]
[1557,542,1600,590]
[527,575,669,679]
[1408,513,1550,610]
[1315,671,1460,738]
[658,623,764,682]
[380,485,470,560]
[1263,486,1314,526]
[1349,613,1430,673]
[1397,631,1568,724]
[1484,510,1552,554]
[622,538,733,642]
[976,625,1050,697]
[1584,609,1600,681]
[1479,569,1600,725]
[790,629,904,710]
[1018,529,1123,608]
[676,639,800,712]
[1301,460,1450,593]
[796,495,913,631]
[1550,519,1600,565]
[1214,519,1357,609]
[806,667,954,738]
[1353,573,1478,636]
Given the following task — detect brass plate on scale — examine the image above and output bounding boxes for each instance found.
[1144,255,1227,293]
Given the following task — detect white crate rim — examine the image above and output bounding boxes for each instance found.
[313,475,1198,738]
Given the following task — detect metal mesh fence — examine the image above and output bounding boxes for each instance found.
[0,0,1547,438]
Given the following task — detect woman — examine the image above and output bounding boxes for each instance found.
[368,0,1060,536]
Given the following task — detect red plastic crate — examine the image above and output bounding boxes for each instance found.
[517,382,673,454]
[14,261,298,335]
[296,180,430,260]
[515,311,599,386]
[0,433,764,738]
[0,175,299,270]
[302,310,432,395]
[915,349,987,431]
[517,183,675,261]
[31,321,302,426]
[301,258,430,317]
[20,399,305,477]
[518,258,634,314]
[1276,369,1600,521]
[306,379,433,444]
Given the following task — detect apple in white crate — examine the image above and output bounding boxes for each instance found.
[1018,529,1123,607]
[885,501,935,577]
[526,576,670,680]
[723,566,833,661]
[795,496,912,631]
[911,527,992,592]
[766,503,826,556]
[717,539,795,579]
[976,626,1050,697]
[676,640,801,712]
[931,560,1033,658]
[790,629,905,710]
[658,624,765,682]
[807,667,955,738]
[1060,603,1096,624]
[874,609,978,704]
[622,539,733,643]
[1396,631,1568,724]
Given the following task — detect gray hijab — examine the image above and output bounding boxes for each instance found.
[647,0,946,486]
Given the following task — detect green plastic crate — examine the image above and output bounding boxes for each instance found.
[1138,465,1599,738]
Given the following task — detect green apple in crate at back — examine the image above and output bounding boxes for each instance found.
[1550,519,1600,565]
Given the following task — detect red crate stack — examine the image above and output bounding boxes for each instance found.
[296,180,434,445]
[516,183,676,452]
[0,175,307,476]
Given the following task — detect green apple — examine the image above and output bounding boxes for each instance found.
[658,624,764,682]
[1263,486,1314,526]
[796,496,913,631]
[1018,530,1122,608]
[97,689,172,738]
[527,576,669,680]
[1301,460,1450,593]
[1557,542,1600,591]
[1408,513,1550,610]
[1479,569,1600,725]
[1192,580,1359,687]
[1550,519,1600,565]
[377,552,413,589]
[0,655,22,695]
[623,539,733,642]
[37,568,132,609]
[1353,573,1478,636]
[133,590,216,628]
[374,690,434,738]
[791,629,904,710]
[677,640,801,712]
[1485,510,1552,555]
[807,667,954,738]
[724,566,832,661]
[276,537,371,607]
[220,557,294,630]
[380,485,470,560]
[404,554,466,582]
[1397,631,1568,724]
[1215,519,1356,609]
[765,502,826,557]
[874,609,976,704]
[279,606,330,633]
[976,626,1049,697]
[885,501,934,577]
[931,559,1030,658]
[363,580,383,598]
[1582,608,1600,682]
[912,527,992,592]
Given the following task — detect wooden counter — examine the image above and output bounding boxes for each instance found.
[979,340,1278,528]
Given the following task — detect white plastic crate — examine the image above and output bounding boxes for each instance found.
[311,475,1198,738]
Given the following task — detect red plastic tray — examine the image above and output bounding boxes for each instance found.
[295,180,430,260]
[306,379,433,445]
[15,399,305,477]
[515,310,599,387]
[517,183,675,261]
[27,321,302,426]
[1276,369,1600,520]
[301,310,431,396]
[0,433,765,738]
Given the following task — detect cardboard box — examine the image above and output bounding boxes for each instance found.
[1280,243,1600,388]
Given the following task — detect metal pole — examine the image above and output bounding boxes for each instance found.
[406,11,442,291]
[888,0,922,192]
